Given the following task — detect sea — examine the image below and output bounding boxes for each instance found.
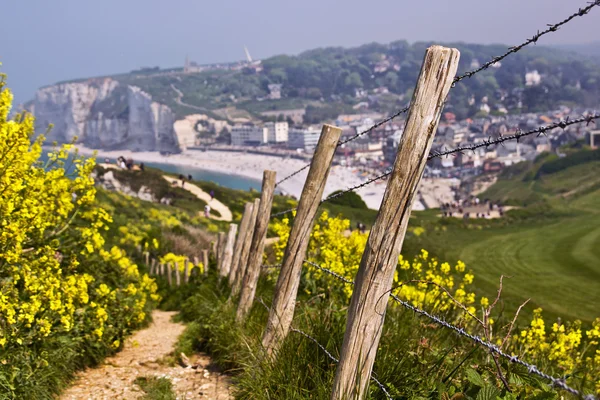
[39,151,262,192]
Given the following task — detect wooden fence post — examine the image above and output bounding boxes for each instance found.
[159,263,164,276]
[167,263,173,287]
[231,198,260,297]
[202,249,209,275]
[216,232,225,270]
[144,251,149,267]
[236,171,276,322]
[175,261,181,286]
[262,124,342,356]
[331,45,460,399]
[220,223,238,277]
[184,259,190,283]
[229,202,254,286]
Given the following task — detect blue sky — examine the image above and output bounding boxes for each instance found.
[1,0,599,105]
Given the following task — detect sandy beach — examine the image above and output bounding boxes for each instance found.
[73,146,457,211]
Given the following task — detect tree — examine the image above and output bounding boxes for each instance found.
[326,190,368,209]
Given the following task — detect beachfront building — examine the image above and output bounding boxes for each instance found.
[265,121,289,143]
[231,125,268,146]
[288,127,321,153]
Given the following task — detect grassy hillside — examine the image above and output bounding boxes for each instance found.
[54,40,600,122]
[403,149,600,323]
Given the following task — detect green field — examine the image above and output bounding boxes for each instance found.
[404,152,600,323]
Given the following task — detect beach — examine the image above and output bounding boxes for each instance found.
[73,146,456,211]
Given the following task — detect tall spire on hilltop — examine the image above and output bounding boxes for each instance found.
[244,46,253,63]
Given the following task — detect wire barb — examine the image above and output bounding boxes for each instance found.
[300,259,596,399]
[453,0,600,83]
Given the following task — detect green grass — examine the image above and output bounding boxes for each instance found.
[406,210,600,323]
[134,376,177,400]
[404,153,600,324]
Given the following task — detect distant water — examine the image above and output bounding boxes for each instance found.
[39,152,262,191]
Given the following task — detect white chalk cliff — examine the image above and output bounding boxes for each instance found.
[33,78,181,153]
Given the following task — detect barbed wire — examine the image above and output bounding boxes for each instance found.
[275,108,409,187]
[298,259,596,399]
[289,328,393,399]
[429,113,599,159]
[273,1,600,190]
[271,113,598,219]
[337,106,410,147]
[453,0,600,84]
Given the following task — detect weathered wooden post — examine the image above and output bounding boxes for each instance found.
[184,259,190,283]
[159,263,164,276]
[202,249,209,275]
[217,232,226,272]
[220,224,238,277]
[229,202,254,286]
[262,124,342,356]
[144,251,150,267]
[231,198,260,297]
[331,45,460,399]
[175,261,181,286]
[236,171,276,322]
[167,263,173,287]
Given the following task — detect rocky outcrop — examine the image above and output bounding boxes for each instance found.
[33,78,181,153]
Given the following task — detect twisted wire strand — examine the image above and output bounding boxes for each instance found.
[275,107,409,187]
[271,113,598,219]
[271,1,600,189]
[453,0,600,84]
[300,259,596,399]
[289,328,393,399]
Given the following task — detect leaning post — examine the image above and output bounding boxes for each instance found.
[331,45,460,399]
[236,171,276,321]
[262,124,342,357]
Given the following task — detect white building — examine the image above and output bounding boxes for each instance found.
[288,127,321,153]
[265,121,289,143]
[525,70,541,86]
[231,125,268,146]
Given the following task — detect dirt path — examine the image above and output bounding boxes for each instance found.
[61,311,232,400]
[163,176,233,222]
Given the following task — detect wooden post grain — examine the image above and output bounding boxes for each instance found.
[236,171,276,321]
[220,223,238,277]
[159,263,164,276]
[231,198,260,297]
[216,232,225,271]
[202,249,209,275]
[144,251,149,267]
[331,45,460,400]
[229,202,254,286]
[262,124,342,356]
[184,260,190,283]
[167,263,173,287]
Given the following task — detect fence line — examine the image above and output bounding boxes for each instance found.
[453,0,600,84]
[271,113,599,220]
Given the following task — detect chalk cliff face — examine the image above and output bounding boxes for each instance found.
[33,78,180,153]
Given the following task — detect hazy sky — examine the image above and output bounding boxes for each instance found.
[1,0,599,104]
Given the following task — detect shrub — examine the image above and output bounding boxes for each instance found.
[0,75,158,399]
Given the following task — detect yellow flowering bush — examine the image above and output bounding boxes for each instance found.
[513,310,600,395]
[271,211,477,317]
[0,75,159,397]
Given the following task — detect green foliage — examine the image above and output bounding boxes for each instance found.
[325,190,368,209]
[68,42,600,121]
[134,376,177,400]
